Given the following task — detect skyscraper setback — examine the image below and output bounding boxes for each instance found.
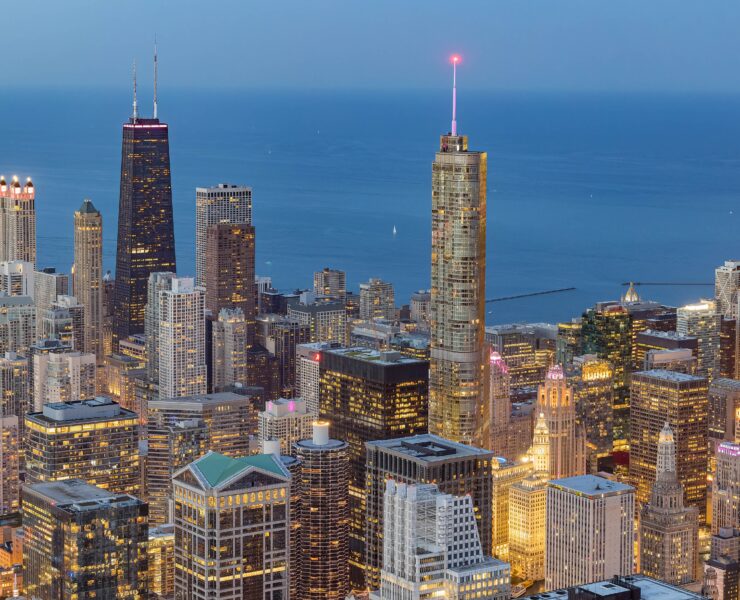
[112,62,176,350]
[429,57,487,446]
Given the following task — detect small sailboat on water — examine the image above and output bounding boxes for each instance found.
[392,225,397,236]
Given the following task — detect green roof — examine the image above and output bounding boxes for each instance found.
[77,198,100,214]
[191,452,286,488]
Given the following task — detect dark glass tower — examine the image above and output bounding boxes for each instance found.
[113,113,176,350]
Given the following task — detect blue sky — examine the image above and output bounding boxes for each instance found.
[5,0,740,92]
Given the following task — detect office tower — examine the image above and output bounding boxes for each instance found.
[720,316,736,377]
[23,480,147,600]
[147,417,207,525]
[0,352,28,419]
[314,267,346,300]
[102,270,114,355]
[204,222,256,341]
[537,365,586,478]
[47,295,85,350]
[0,295,34,355]
[148,391,255,458]
[295,422,350,599]
[195,183,252,287]
[485,324,549,389]
[33,266,68,336]
[509,412,549,581]
[0,416,19,515]
[556,318,583,365]
[709,378,740,459]
[148,524,175,600]
[73,198,103,358]
[429,68,487,449]
[157,277,207,400]
[634,329,698,368]
[113,83,177,351]
[173,451,289,599]
[296,341,339,414]
[716,261,740,319]
[639,423,699,585]
[0,175,35,266]
[713,442,740,533]
[568,356,614,471]
[288,296,347,344]
[409,289,431,329]
[318,346,429,586]
[491,456,530,561]
[359,278,396,321]
[25,397,140,495]
[645,347,696,373]
[371,480,511,600]
[522,575,706,600]
[258,397,314,456]
[677,300,721,380]
[245,343,280,400]
[487,351,511,457]
[0,261,33,297]
[211,307,249,392]
[629,370,708,518]
[32,350,95,410]
[545,475,635,589]
[257,314,311,395]
[365,434,494,590]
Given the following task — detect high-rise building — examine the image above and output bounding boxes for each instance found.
[370,480,511,600]
[0,416,19,515]
[148,524,175,600]
[43,295,85,351]
[485,324,549,390]
[0,352,28,420]
[295,422,350,600]
[521,575,706,600]
[0,295,35,355]
[708,378,740,459]
[0,261,34,297]
[258,397,314,456]
[677,300,721,381]
[73,198,103,358]
[716,261,740,319]
[147,417,207,526]
[204,222,256,343]
[195,183,252,287]
[33,266,68,336]
[634,329,698,369]
[144,271,175,386]
[32,350,96,409]
[712,442,740,533]
[429,74,487,447]
[639,423,699,585]
[644,347,696,373]
[629,370,708,519]
[704,556,740,600]
[173,451,290,599]
[314,267,346,300]
[0,176,35,266]
[486,351,511,457]
[365,434,494,590]
[318,346,429,587]
[296,341,339,415]
[25,397,140,496]
[720,316,736,378]
[288,296,347,344]
[258,314,311,395]
[113,88,177,350]
[102,270,115,355]
[545,475,635,589]
[556,318,583,365]
[491,456,530,561]
[409,289,431,329]
[23,479,148,600]
[359,278,395,321]
[211,307,249,392]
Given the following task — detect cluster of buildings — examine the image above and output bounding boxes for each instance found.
[0,58,736,600]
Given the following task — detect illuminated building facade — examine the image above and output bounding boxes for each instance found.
[318,346,428,587]
[716,260,740,319]
[545,475,635,589]
[33,267,68,336]
[0,296,35,356]
[0,351,28,420]
[370,480,511,600]
[148,524,175,599]
[314,267,346,300]
[0,176,35,266]
[288,296,347,345]
[173,451,290,599]
[0,261,34,297]
[629,370,708,519]
[195,183,252,287]
[556,318,583,365]
[295,422,350,600]
[712,442,740,533]
[720,316,736,378]
[43,294,85,351]
[0,416,19,515]
[486,351,511,457]
[708,378,740,459]
[211,307,249,392]
[113,113,177,350]
[258,396,314,456]
[257,313,311,395]
[677,299,721,381]
[23,479,148,600]
[296,341,339,415]
[73,198,103,358]
[639,423,699,585]
[25,397,140,496]
[634,329,698,369]
[364,434,494,590]
[491,456,530,561]
[429,112,487,448]
[32,350,96,411]
[485,324,548,390]
[359,278,395,321]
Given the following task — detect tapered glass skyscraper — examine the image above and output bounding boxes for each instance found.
[113,59,176,350]
[429,56,487,446]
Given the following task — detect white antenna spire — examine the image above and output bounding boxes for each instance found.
[132,60,138,121]
[451,55,460,136]
[153,36,158,119]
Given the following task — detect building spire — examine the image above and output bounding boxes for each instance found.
[153,36,158,119]
[132,60,138,121]
[450,55,460,136]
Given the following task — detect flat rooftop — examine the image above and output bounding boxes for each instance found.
[25,479,141,512]
[638,329,696,341]
[633,369,706,383]
[548,474,634,497]
[324,346,425,366]
[149,391,247,407]
[367,433,492,462]
[27,397,136,425]
[523,575,705,599]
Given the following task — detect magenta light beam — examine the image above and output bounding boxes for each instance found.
[451,54,460,135]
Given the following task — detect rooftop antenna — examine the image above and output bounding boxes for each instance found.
[450,55,460,136]
[132,59,138,121]
[153,36,158,119]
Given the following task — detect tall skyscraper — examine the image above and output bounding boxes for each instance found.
[677,300,721,381]
[708,378,740,459]
[429,58,487,447]
[144,270,175,385]
[148,525,175,600]
[33,267,68,339]
[44,295,85,351]
[359,278,395,321]
[113,64,176,350]
[288,296,347,345]
[629,370,708,519]
[23,480,148,600]
[195,183,252,287]
[716,260,740,319]
[318,347,428,586]
[173,451,290,599]
[211,307,249,392]
[32,350,96,409]
[296,341,340,415]
[295,422,350,600]
[0,416,19,515]
[491,456,530,561]
[370,481,511,600]
[0,295,35,356]
[0,175,35,266]
[314,267,346,300]
[712,442,740,533]
[486,351,511,457]
[73,198,103,358]
[545,475,635,589]
[639,423,699,585]
[0,352,28,420]
[257,314,311,395]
